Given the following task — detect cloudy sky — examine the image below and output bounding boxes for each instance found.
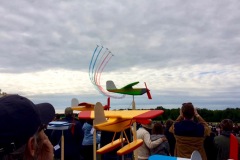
[1,0,240,112]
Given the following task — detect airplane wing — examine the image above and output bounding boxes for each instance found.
[78,110,164,120]
[121,81,139,89]
[71,102,95,111]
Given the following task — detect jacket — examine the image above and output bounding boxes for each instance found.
[169,115,210,160]
[82,122,100,145]
[137,127,163,159]
[214,131,240,160]
[150,134,170,156]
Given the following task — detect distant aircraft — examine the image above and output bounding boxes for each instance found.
[106,80,152,99]
[78,102,164,155]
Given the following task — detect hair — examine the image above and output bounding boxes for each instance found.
[152,122,164,135]
[165,119,174,128]
[65,107,73,117]
[86,119,93,125]
[220,119,233,131]
[1,126,47,160]
[182,102,194,119]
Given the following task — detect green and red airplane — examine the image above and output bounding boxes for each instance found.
[106,80,152,99]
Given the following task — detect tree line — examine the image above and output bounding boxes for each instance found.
[153,106,240,123]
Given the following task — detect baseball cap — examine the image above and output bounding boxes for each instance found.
[0,94,55,154]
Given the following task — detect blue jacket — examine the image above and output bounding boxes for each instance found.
[82,122,100,145]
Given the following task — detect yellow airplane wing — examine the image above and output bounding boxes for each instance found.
[78,110,164,120]
[71,102,95,111]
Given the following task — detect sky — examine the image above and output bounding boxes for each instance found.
[1,0,240,112]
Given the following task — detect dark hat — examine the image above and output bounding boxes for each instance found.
[0,95,55,154]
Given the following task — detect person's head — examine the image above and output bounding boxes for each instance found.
[141,119,153,133]
[181,102,194,120]
[0,94,55,159]
[64,107,73,117]
[54,114,61,120]
[165,119,174,128]
[152,122,164,135]
[220,119,233,132]
[86,119,93,125]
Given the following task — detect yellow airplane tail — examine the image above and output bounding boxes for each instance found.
[93,102,107,125]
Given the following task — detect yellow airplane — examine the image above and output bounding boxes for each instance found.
[78,102,164,155]
[71,97,110,111]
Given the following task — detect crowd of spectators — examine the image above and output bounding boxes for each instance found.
[0,95,240,160]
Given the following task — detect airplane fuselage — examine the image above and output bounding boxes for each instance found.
[94,118,135,132]
[107,88,147,96]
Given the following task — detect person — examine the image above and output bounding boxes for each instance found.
[0,94,55,160]
[233,122,240,136]
[150,122,170,156]
[50,107,84,160]
[204,130,216,160]
[137,120,167,160]
[214,119,240,160]
[82,119,100,160]
[164,119,176,156]
[169,102,210,160]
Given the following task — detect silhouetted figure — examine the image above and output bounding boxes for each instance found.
[51,107,84,160]
[164,119,176,156]
[204,131,216,160]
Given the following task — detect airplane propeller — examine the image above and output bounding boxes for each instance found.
[144,82,152,99]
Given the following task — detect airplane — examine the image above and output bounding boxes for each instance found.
[149,150,202,160]
[106,80,152,99]
[78,102,164,156]
[71,97,110,111]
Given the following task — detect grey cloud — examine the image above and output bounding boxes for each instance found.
[1,0,240,109]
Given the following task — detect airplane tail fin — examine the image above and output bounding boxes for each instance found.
[71,98,79,106]
[103,97,110,110]
[94,102,107,125]
[106,80,117,90]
